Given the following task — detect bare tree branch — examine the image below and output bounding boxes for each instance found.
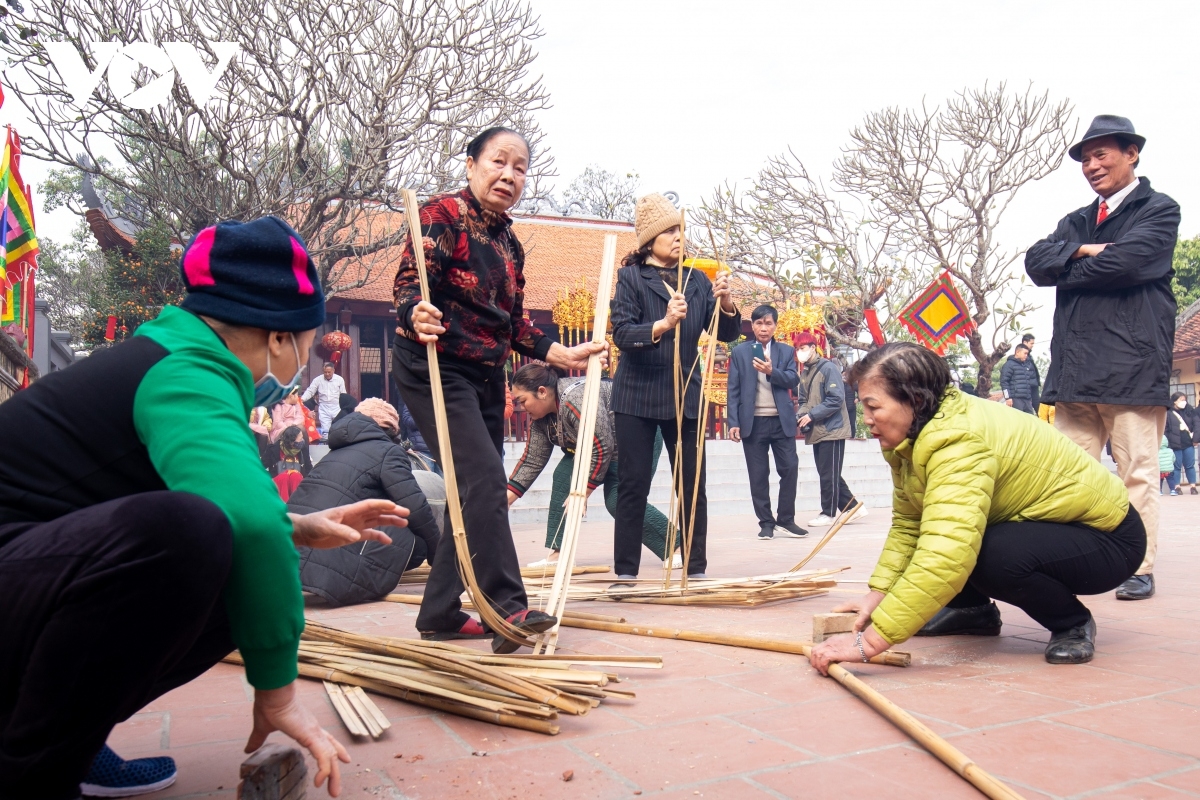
[834,82,1076,391]
[3,0,553,293]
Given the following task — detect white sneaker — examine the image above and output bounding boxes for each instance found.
[807,514,835,527]
[526,553,560,568]
[846,505,868,523]
[670,553,683,569]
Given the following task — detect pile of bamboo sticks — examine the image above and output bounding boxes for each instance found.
[397,564,610,586]
[224,621,659,736]
[524,567,847,606]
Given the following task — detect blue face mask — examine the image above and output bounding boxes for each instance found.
[253,333,304,408]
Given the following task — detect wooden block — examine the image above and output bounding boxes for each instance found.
[812,612,858,643]
[238,744,306,800]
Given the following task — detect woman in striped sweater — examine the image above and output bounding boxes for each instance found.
[507,363,675,569]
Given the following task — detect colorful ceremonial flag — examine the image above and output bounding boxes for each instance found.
[897,271,975,355]
[0,127,39,361]
[0,127,39,291]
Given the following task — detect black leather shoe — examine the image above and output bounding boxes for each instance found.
[1115,573,1155,600]
[758,523,775,540]
[1045,615,1096,664]
[777,521,809,538]
[914,602,1002,636]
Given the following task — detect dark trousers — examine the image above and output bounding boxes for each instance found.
[1013,398,1036,415]
[812,439,855,517]
[392,345,527,632]
[613,413,707,577]
[742,416,799,526]
[949,507,1146,632]
[547,456,670,560]
[0,492,235,800]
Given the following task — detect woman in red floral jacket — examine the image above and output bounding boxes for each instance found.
[391,127,605,652]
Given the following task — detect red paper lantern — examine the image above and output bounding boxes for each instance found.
[321,330,352,364]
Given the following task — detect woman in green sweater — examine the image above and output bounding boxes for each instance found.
[810,342,1144,673]
[0,217,403,798]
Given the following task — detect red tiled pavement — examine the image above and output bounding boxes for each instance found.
[107,496,1200,799]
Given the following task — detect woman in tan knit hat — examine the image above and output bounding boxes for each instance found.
[608,193,742,583]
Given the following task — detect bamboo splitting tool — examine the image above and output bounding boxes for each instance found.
[556,618,1021,799]
[400,188,527,649]
[532,234,618,655]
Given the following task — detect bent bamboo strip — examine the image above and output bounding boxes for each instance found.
[790,500,863,572]
[401,188,529,650]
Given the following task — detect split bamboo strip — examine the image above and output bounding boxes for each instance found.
[323,681,368,737]
[534,234,618,655]
[348,686,392,733]
[827,663,1025,800]
[790,499,864,572]
[343,684,385,737]
[555,617,911,668]
[401,189,529,650]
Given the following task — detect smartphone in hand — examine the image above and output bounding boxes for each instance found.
[752,341,766,362]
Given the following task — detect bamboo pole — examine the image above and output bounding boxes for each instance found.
[827,663,1025,800]
[549,619,1022,799]
[663,208,688,590]
[555,617,910,668]
[400,189,528,650]
[534,234,618,655]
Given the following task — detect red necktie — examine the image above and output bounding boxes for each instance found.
[1097,200,1109,225]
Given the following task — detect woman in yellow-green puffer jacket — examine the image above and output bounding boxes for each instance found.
[809,343,1145,673]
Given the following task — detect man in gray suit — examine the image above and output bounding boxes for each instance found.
[728,305,806,540]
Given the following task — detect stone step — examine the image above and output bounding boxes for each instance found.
[507,438,894,526]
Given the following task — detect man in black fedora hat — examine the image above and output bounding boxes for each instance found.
[1025,115,1180,603]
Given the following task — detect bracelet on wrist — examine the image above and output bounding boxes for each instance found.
[855,631,869,663]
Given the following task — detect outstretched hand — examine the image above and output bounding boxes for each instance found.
[547,340,610,372]
[290,499,408,550]
[246,682,350,796]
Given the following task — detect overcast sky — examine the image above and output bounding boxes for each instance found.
[6,0,1197,344]
[529,0,1200,343]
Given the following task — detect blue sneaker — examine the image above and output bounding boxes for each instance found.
[80,745,177,797]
